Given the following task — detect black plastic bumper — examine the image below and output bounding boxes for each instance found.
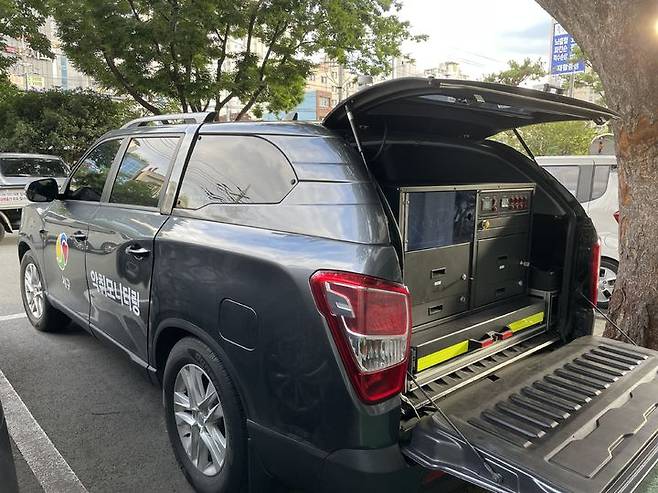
[319,444,425,493]
[247,419,427,492]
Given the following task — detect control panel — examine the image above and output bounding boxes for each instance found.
[478,189,532,216]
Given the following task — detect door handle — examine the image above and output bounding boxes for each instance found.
[71,231,87,241]
[126,245,150,258]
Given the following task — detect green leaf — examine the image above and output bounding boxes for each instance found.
[491,121,603,156]
[483,58,546,87]
[0,89,139,163]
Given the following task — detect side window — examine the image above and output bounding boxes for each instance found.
[67,139,121,202]
[176,135,296,209]
[590,165,611,201]
[109,137,179,208]
[543,165,580,198]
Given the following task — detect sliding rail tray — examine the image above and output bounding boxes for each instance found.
[404,328,558,417]
[411,296,547,374]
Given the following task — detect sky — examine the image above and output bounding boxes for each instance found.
[398,0,553,78]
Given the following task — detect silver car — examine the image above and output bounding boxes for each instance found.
[536,155,619,308]
[0,153,68,241]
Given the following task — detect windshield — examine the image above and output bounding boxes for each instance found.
[0,157,68,178]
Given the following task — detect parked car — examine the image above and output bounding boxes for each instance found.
[0,398,19,493]
[536,155,619,308]
[0,153,68,241]
[18,79,658,493]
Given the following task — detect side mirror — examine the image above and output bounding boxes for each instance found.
[25,178,59,203]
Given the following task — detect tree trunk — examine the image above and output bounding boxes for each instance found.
[535,0,658,347]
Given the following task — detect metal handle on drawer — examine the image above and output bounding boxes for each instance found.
[428,304,443,316]
[430,267,446,278]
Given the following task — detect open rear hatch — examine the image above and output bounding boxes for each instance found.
[404,336,658,493]
[325,80,650,492]
[323,77,617,139]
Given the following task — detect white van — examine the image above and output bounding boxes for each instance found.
[536,155,618,308]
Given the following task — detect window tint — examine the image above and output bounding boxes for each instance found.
[110,137,179,207]
[543,165,580,197]
[67,140,121,202]
[590,165,610,201]
[177,135,296,209]
[0,157,67,177]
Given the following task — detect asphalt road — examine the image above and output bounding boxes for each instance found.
[0,231,654,493]
[0,232,193,493]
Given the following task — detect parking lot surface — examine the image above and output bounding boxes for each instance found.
[0,233,193,492]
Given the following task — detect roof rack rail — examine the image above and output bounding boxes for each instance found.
[120,111,216,129]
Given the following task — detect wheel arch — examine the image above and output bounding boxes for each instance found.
[600,255,619,266]
[152,319,253,418]
[18,240,30,261]
[0,211,11,233]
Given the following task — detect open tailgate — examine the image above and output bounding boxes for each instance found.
[323,78,618,140]
[404,336,658,493]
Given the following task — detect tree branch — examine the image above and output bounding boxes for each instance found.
[213,23,231,118]
[235,19,288,120]
[101,50,161,114]
[234,85,265,120]
[231,1,263,89]
[132,0,189,111]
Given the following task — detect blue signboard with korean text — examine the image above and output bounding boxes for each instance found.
[550,22,585,75]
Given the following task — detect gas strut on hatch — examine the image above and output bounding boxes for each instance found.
[344,105,405,271]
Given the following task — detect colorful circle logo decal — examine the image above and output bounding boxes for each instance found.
[56,232,69,271]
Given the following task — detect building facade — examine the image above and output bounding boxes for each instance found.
[5,18,102,92]
[423,61,469,80]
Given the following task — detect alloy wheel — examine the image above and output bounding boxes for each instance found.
[24,263,44,319]
[173,364,227,476]
[598,265,616,305]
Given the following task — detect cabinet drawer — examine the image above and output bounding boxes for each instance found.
[405,243,471,305]
[474,277,526,307]
[475,233,528,283]
[412,293,469,327]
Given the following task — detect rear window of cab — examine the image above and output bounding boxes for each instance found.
[176,135,296,209]
[0,157,68,177]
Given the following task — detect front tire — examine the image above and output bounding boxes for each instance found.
[163,337,247,493]
[20,251,69,332]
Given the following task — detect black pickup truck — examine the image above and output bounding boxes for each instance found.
[17,79,658,493]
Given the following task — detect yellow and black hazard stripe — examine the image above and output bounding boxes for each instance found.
[415,311,545,373]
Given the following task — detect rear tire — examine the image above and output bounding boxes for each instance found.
[163,337,247,493]
[597,257,618,310]
[20,251,69,332]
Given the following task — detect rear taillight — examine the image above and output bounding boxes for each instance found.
[310,270,412,404]
[613,210,620,224]
[589,240,601,305]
